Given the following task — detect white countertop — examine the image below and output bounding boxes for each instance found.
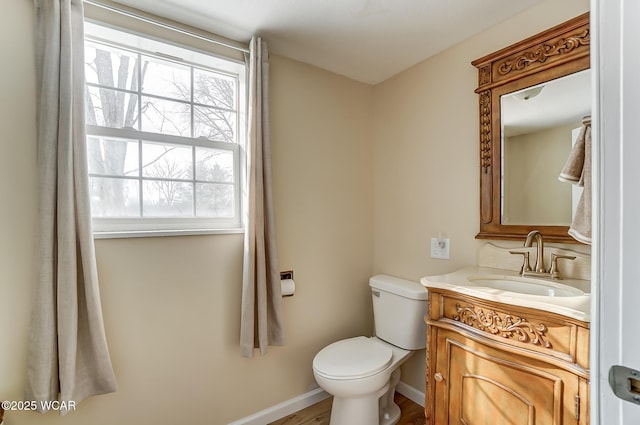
[421,266,591,322]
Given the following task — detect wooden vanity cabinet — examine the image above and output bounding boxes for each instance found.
[425,289,590,425]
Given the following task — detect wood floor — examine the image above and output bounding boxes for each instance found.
[268,392,425,425]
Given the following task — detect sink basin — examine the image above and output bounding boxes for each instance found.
[467,275,585,297]
[421,266,591,322]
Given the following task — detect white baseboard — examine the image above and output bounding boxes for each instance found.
[227,382,424,424]
[396,381,425,407]
[227,387,330,425]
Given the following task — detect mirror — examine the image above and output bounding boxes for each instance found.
[472,12,590,242]
[502,70,591,226]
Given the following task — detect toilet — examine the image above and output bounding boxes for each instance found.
[312,275,428,425]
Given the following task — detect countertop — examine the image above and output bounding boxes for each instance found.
[421,266,591,322]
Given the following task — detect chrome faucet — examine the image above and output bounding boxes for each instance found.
[509,230,575,279]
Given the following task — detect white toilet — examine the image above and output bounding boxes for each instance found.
[312,275,428,425]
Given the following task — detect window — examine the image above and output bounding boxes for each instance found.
[84,22,245,235]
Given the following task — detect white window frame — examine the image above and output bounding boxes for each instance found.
[84,20,246,238]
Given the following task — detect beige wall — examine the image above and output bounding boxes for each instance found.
[504,123,576,225]
[1,2,373,424]
[371,0,589,391]
[1,0,589,423]
[0,0,38,417]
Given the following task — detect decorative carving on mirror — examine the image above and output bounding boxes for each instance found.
[472,13,590,242]
[497,28,590,77]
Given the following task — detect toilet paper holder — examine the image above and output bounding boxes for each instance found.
[280,270,295,297]
[280,270,293,280]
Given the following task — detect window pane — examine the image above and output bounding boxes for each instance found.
[84,22,245,230]
[196,183,234,217]
[89,177,140,217]
[87,136,139,176]
[143,181,193,217]
[141,142,193,180]
[86,86,138,128]
[194,69,236,109]
[194,106,236,142]
[141,96,191,136]
[85,41,137,90]
[195,147,234,182]
[141,56,191,102]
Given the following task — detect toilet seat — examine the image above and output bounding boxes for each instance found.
[313,336,392,380]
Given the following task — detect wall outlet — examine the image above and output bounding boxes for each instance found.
[430,237,450,260]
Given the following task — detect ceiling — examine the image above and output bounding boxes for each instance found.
[502,69,591,137]
[110,0,543,85]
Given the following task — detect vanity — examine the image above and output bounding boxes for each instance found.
[420,12,593,424]
[422,243,591,425]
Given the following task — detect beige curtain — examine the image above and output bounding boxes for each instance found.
[240,36,285,357]
[26,0,117,412]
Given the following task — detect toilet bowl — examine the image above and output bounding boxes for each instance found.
[313,336,413,425]
[312,275,428,425]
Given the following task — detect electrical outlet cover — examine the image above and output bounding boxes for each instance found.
[430,237,450,260]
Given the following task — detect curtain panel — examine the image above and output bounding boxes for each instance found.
[26,0,117,413]
[240,36,285,357]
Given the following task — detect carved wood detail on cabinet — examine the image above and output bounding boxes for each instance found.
[425,289,590,425]
[452,302,552,348]
[438,292,587,370]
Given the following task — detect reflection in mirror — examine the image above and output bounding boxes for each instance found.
[501,70,591,226]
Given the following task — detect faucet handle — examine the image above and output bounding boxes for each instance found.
[549,253,576,279]
[509,249,532,275]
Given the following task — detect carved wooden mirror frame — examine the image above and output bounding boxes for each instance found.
[472,13,590,243]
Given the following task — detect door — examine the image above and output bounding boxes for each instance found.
[593,0,640,423]
[434,330,580,425]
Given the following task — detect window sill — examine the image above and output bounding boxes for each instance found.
[93,227,244,239]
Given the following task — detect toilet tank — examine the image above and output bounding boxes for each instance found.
[369,275,428,350]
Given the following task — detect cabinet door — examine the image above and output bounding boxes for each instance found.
[433,329,580,425]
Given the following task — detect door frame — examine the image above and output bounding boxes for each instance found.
[592,0,640,422]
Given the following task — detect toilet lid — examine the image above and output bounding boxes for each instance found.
[313,336,392,379]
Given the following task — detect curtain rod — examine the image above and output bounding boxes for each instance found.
[83,0,251,54]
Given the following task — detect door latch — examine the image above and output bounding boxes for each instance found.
[609,365,640,405]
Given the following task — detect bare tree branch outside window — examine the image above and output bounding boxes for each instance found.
[85,40,237,220]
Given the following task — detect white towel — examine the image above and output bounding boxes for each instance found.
[559,117,591,244]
